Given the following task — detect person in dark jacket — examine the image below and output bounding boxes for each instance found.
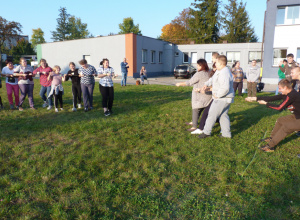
[246,77,300,152]
[279,53,299,88]
[64,62,82,111]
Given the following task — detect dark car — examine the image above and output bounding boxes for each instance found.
[174,64,197,79]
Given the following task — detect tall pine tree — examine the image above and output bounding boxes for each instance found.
[189,0,220,44]
[51,7,71,41]
[221,0,258,43]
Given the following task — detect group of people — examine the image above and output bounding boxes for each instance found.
[176,52,299,155]
[0,57,118,116]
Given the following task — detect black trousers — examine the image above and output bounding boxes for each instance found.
[99,85,114,110]
[233,82,243,96]
[54,91,63,108]
[72,84,82,107]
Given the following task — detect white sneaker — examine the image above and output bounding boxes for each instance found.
[78,104,82,109]
[72,108,77,112]
[60,108,64,111]
[42,101,48,108]
[55,108,58,112]
[47,105,52,110]
[191,129,203,134]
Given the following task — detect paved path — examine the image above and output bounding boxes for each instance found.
[112,76,278,93]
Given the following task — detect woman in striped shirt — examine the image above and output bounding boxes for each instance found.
[78,59,97,112]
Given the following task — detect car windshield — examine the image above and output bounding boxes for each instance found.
[176,66,188,70]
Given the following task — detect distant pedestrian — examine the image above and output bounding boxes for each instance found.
[120,58,129,86]
[78,59,97,112]
[275,59,287,95]
[33,59,53,109]
[1,59,19,109]
[97,58,118,116]
[246,60,260,98]
[64,62,82,111]
[279,53,299,88]
[140,66,147,85]
[231,61,244,96]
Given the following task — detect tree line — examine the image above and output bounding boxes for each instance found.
[160,0,258,44]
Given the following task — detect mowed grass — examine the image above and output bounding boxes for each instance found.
[0,78,299,219]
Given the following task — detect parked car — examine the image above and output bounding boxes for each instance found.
[174,64,197,79]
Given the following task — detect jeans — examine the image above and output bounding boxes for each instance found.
[121,72,127,86]
[81,83,94,109]
[141,75,147,83]
[19,84,34,107]
[40,85,53,106]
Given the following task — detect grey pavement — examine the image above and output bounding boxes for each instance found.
[112,76,278,93]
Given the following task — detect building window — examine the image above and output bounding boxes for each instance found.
[273,49,287,66]
[226,52,240,63]
[276,5,300,25]
[249,51,262,63]
[204,52,217,63]
[191,52,197,64]
[183,52,189,63]
[276,7,286,25]
[159,51,163,63]
[142,49,147,63]
[151,51,156,63]
[297,48,300,64]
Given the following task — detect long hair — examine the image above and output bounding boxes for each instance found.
[197,59,209,71]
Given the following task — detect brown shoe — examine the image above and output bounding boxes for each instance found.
[260,144,275,152]
[187,128,197,132]
[185,122,193,125]
[19,106,24,111]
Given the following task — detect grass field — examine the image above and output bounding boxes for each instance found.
[0,79,299,219]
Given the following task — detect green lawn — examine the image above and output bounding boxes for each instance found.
[0,79,299,219]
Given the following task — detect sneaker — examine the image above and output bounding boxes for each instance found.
[47,105,52,110]
[218,134,231,139]
[10,104,14,109]
[298,154,300,158]
[78,104,82,109]
[198,133,210,139]
[109,109,113,114]
[90,107,93,110]
[55,108,58,112]
[296,131,300,137]
[15,105,19,110]
[42,101,48,108]
[104,110,110,116]
[191,129,203,134]
[60,108,63,111]
[84,108,88,112]
[19,106,24,111]
[259,144,275,152]
[72,108,77,112]
[31,107,36,110]
[187,128,197,132]
[260,137,272,143]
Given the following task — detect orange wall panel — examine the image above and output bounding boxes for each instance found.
[125,33,137,77]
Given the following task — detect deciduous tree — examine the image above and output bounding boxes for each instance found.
[160,8,191,44]
[31,28,46,51]
[221,0,258,43]
[67,16,89,40]
[118,17,142,35]
[10,38,35,64]
[0,16,22,68]
[189,0,220,44]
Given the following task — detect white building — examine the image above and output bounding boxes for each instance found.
[262,0,300,84]
[37,33,262,78]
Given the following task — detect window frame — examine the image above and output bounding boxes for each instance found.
[159,51,163,63]
[142,49,148,63]
[273,48,288,66]
[183,52,189,63]
[248,51,262,63]
[226,51,241,63]
[151,50,156,64]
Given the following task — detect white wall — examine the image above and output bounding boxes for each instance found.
[40,35,126,74]
[274,25,300,55]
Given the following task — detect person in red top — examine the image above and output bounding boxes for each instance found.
[246,77,300,152]
[33,59,53,109]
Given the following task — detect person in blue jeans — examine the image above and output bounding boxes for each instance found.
[120,58,129,86]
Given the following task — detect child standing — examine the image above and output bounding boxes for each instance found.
[48,66,64,112]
